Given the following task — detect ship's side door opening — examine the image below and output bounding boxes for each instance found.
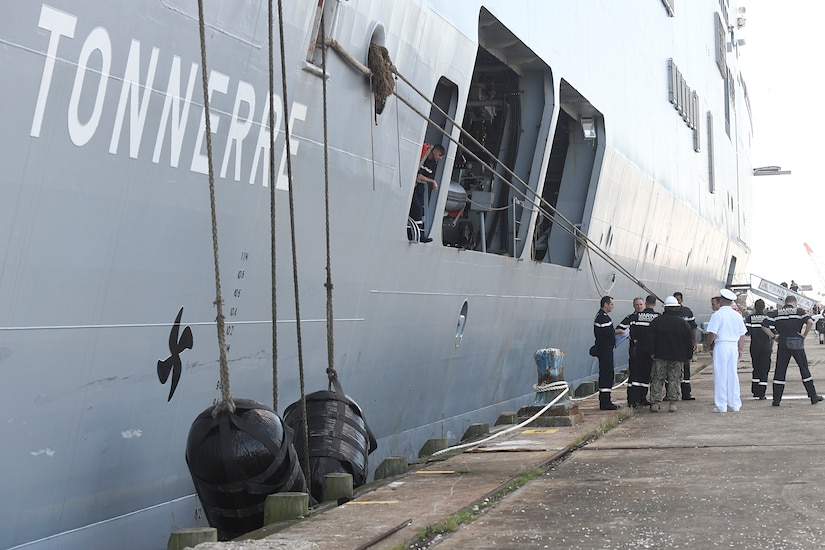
[726,256,737,288]
[439,9,603,265]
[442,9,554,256]
[533,80,603,268]
[407,78,457,242]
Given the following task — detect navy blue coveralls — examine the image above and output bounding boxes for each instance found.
[410,156,438,224]
[619,308,660,406]
[762,305,819,405]
[594,308,617,408]
[745,311,772,398]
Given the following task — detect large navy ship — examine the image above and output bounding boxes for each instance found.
[1,1,753,547]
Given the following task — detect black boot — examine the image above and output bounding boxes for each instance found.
[751,380,761,398]
[627,385,640,407]
[772,381,785,406]
[600,391,619,410]
[804,380,820,404]
[681,381,695,400]
[639,388,651,406]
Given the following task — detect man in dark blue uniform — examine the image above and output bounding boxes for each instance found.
[618,295,660,407]
[673,291,697,400]
[816,315,825,344]
[761,296,823,406]
[745,299,773,399]
[409,144,444,243]
[618,297,644,405]
[594,295,623,410]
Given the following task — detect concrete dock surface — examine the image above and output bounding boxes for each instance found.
[196,336,825,549]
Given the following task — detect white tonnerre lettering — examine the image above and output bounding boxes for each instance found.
[276,103,307,191]
[152,55,198,168]
[221,80,256,181]
[69,26,111,146]
[110,39,160,158]
[30,3,306,188]
[191,69,229,174]
[31,5,76,138]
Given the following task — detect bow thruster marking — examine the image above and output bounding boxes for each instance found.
[157,307,193,402]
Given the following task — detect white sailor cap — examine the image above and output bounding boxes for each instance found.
[720,288,736,301]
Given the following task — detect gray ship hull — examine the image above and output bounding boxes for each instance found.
[1,1,753,547]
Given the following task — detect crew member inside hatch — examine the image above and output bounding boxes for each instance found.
[409,144,445,243]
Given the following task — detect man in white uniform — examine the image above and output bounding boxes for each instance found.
[705,289,747,413]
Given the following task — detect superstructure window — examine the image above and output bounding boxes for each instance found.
[667,59,700,151]
[714,14,726,79]
[726,256,737,288]
[707,112,715,193]
[724,70,731,138]
[532,80,602,268]
[692,91,700,152]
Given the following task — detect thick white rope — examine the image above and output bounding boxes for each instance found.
[432,383,569,456]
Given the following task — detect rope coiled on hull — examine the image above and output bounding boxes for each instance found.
[368,43,396,106]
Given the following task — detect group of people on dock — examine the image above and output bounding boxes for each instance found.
[593,290,823,413]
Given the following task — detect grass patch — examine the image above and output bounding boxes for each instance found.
[397,468,546,549]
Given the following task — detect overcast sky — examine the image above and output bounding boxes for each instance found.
[741,0,825,299]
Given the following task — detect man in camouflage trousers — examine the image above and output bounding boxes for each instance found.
[648,296,694,412]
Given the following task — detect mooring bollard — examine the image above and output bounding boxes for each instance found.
[418,438,448,457]
[461,422,489,441]
[264,492,309,524]
[322,472,353,503]
[167,527,217,550]
[517,348,583,426]
[530,348,568,406]
[494,411,518,425]
[374,456,409,480]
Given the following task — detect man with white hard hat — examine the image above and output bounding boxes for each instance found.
[648,296,694,412]
[705,289,747,413]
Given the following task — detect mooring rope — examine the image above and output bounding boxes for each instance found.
[431,376,634,457]
[320,13,338,388]
[196,0,234,417]
[275,0,310,486]
[267,0,279,414]
[436,381,640,460]
[367,44,395,107]
[568,377,629,402]
[394,74,403,189]
[369,86,377,191]
[432,382,569,456]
